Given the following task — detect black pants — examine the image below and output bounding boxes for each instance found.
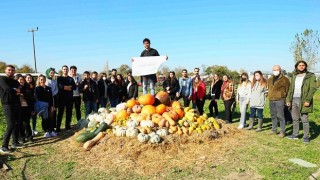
[224,98,235,123]
[196,99,205,115]
[209,98,219,117]
[19,106,32,139]
[57,99,73,130]
[177,95,190,107]
[72,96,81,121]
[2,105,19,148]
[42,107,55,132]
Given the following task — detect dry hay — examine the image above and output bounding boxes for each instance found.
[59,121,249,176]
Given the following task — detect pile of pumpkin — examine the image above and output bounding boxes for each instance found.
[75,91,221,150]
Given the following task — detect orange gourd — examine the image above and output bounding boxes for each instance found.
[168,111,179,121]
[126,99,139,108]
[162,112,176,126]
[141,105,156,115]
[174,108,184,119]
[171,101,181,109]
[138,94,155,105]
[156,104,167,115]
[116,110,129,120]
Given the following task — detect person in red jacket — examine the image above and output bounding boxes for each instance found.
[191,75,206,115]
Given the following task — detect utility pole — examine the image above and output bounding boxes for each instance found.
[28,27,38,73]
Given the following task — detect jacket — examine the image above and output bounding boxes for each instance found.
[286,71,317,113]
[236,81,251,102]
[249,82,267,108]
[191,81,206,101]
[178,77,193,97]
[98,79,109,98]
[0,76,20,106]
[80,79,99,102]
[20,84,35,112]
[126,81,138,100]
[221,80,235,101]
[209,79,222,100]
[163,78,180,98]
[107,83,120,99]
[57,76,76,101]
[267,74,290,101]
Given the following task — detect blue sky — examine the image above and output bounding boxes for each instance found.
[0,0,319,74]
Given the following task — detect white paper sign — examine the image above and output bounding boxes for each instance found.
[131,56,167,76]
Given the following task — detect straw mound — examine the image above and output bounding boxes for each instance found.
[61,121,248,176]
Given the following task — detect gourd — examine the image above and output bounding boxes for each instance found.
[141,105,156,115]
[76,122,108,143]
[162,112,176,126]
[115,126,126,137]
[151,114,163,124]
[155,91,171,106]
[140,120,155,128]
[156,129,168,137]
[150,134,161,144]
[126,99,139,108]
[137,133,150,143]
[116,110,129,120]
[83,132,105,150]
[174,108,184,119]
[126,120,139,128]
[98,107,107,114]
[170,101,181,109]
[138,94,155,105]
[126,128,139,138]
[156,104,167,115]
[104,113,115,125]
[132,105,142,113]
[116,103,127,112]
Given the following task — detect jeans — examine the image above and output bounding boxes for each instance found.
[239,96,249,126]
[250,107,263,119]
[224,98,235,123]
[142,77,155,95]
[84,101,98,117]
[291,98,309,138]
[2,105,19,148]
[31,114,37,130]
[195,99,205,115]
[42,107,55,132]
[57,99,73,130]
[209,98,218,117]
[72,96,81,120]
[109,98,119,108]
[177,95,190,107]
[100,97,108,108]
[269,99,286,133]
[20,107,32,139]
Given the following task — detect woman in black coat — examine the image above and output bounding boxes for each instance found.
[126,75,138,100]
[116,74,127,103]
[208,73,223,118]
[163,71,180,101]
[107,75,120,108]
[98,73,109,108]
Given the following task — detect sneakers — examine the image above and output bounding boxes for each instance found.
[278,132,285,138]
[237,124,244,129]
[286,135,299,140]
[32,130,39,136]
[0,147,13,154]
[11,143,25,149]
[303,137,310,143]
[50,131,57,137]
[44,132,51,138]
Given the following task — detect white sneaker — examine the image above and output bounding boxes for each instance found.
[50,131,57,137]
[237,124,244,129]
[32,130,39,136]
[44,132,51,138]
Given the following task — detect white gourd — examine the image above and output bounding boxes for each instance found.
[88,114,95,122]
[109,108,116,112]
[87,119,98,128]
[126,120,139,128]
[95,114,104,122]
[126,128,139,138]
[116,103,127,112]
[140,120,154,128]
[115,127,126,137]
[149,132,156,137]
[104,113,114,125]
[150,134,161,144]
[156,129,168,137]
[98,107,107,114]
[137,133,149,143]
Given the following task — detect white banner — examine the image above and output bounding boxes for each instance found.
[131,56,167,76]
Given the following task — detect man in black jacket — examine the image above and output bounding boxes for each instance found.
[57,65,76,131]
[0,65,24,153]
[81,71,99,116]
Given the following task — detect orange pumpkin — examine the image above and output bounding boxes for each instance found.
[168,110,179,121]
[132,105,142,113]
[152,113,163,124]
[155,91,171,106]
[141,105,156,115]
[138,94,155,105]
[174,108,184,119]
[126,99,139,108]
[156,104,167,115]
[116,109,129,120]
[171,101,181,109]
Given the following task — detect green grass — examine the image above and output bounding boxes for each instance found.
[0,91,319,179]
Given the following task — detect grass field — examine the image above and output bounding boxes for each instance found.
[0,91,319,179]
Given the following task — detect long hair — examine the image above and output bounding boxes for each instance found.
[251,71,267,88]
[193,75,202,89]
[36,74,46,86]
[295,60,308,73]
[167,71,177,84]
[127,75,137,84]
[211,74,220,86]
[239,72,249,84]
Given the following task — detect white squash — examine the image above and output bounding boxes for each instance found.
[87,119,98,128]
[88,114,95,121]
[156,129,168,137]
[115,126,126,137]
[109,107,116,112]
[104,113,115,125]
[98,107,107,114]
[149,132,156,137]
[116,103,127,112]
[140,120,155,128]
[150,134,161,144]
[137,133,149,143]
[126,120,139,128]
[126,128,139,138]
[95,114,104,123]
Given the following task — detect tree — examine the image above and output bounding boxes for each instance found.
[16,64,34,73]
[0,61,7,72]
[118,64,130,76]
[200,64,208,75]
[158,65,170,77]
[173,66,185,78]
[102,60,110,74]
[290,29,320,69]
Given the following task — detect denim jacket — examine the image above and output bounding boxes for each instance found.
[178,77,193,97]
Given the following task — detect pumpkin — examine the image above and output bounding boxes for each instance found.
[138,94,155,105]
[94,114,104,122]
[140,120,155,128]
[98,107,107,114]
[156,104,167,115]
[116,110,129,120]
[168,111,179,121]
[155,91,171,106]
[126,120,139,128]
[156,129,168,137]
[152,114,163,124]
[174,108,184,119]
[130,113,139,120]
[132,105,142,113]
[104,113,115,125]
[126,108,133,115]
[116,103,127,112]
[141,105,156,115]
[171,101,181,109]
[137,133,149,143]
[136,113,148,122]
[150,134,161,144]
[115,127,126,137]
[126,99,139,108]
[126,128,139,138]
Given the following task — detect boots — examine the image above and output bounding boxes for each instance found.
[245,118,254,130]
[256,118,263,132]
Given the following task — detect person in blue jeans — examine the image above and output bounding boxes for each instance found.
[107,75,120,108]
[177,69,193,107]
[246,71,267,131]
[80,71,99,117]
